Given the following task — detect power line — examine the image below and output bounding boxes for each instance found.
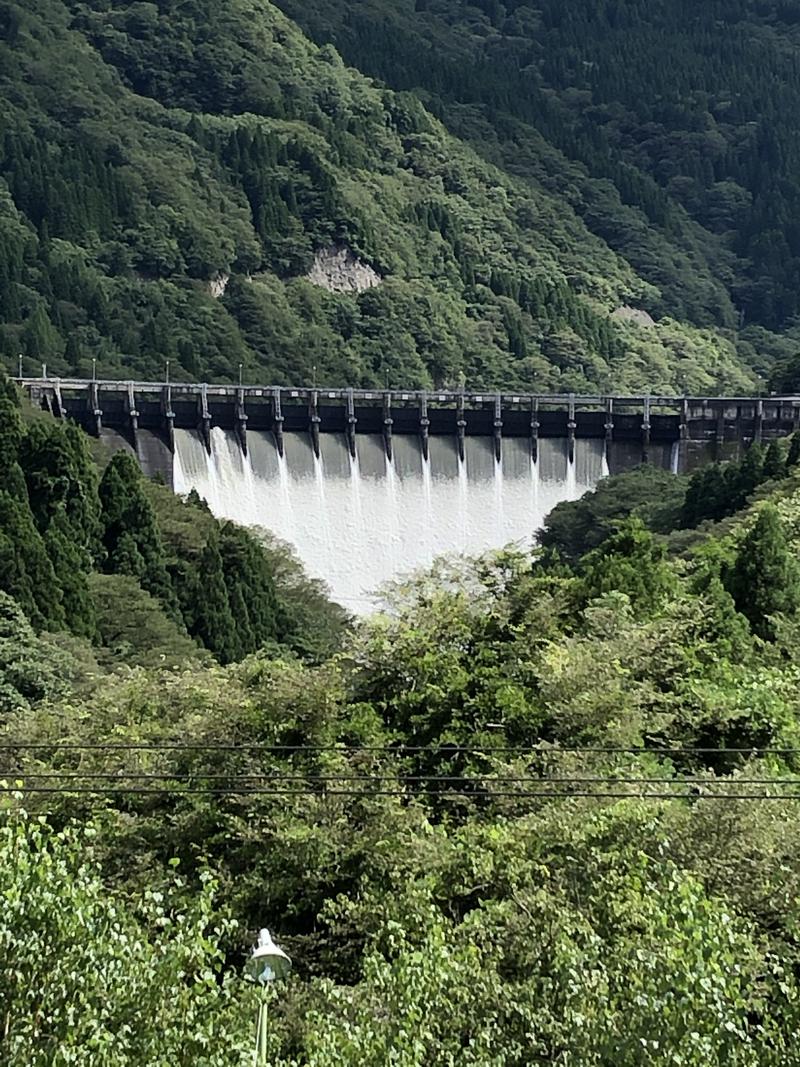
[0,743,794,754]
[1,774,799,785]
[2,785,800,799]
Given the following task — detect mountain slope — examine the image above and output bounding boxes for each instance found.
[0,0,765,391]
[274,0,800,340]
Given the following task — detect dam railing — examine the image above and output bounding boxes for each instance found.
[18,377,800,473]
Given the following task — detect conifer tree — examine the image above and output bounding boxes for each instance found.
[700,574,753,661]
[681,464,727,527]
[222,581,253,662]
[762,439,787,481]
[98,453,177,615]
[690,549,752,661]
[219,523,282,653]
[19,421,100,634]
[733,443,765,509]
[0,371,22,468]
[21,421,101,557]
[579,517,676,617]
[726,504,800,641]
[0,492,65,631]
[787,432,800,468]
[0,371,65,630]
[44,506,96,638]
[0,522,39,629]
[721,463,744,515]
[64,333,83,370]
[186,532,238,664]
[23,304,61,362]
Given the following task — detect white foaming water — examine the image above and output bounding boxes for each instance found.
[173,430,607,613]
[565,447,578,500]
[670,441,681,475]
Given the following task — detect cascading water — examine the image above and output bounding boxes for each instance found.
[565,446,578,500]
[494,456,505,545]
[348,447,365,551]
[383,446,401,573]
[670,441,681,476]
[457,448,470,553]
[313,444,333,578]
[173,430,608,613]
[601,445,611,479]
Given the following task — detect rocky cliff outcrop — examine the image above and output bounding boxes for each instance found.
[306,246,382,293]
[612,306,656,327]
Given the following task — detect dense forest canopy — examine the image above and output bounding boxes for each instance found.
[5,376,800,1061]
[276,0,800,337]
[2,0,799,393]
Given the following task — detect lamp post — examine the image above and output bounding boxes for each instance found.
[246,928,291,1066]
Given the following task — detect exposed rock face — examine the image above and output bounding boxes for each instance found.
[612,305,656,327]
[306,245,382,293]
[209,273,230,299]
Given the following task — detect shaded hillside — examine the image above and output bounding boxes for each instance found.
[0,0,765,392]
[275,0,800,336]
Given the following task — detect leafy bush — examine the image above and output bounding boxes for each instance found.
[539,465,686,563]
[0,811,250,1066]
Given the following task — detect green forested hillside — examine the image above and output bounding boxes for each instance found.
[0,371,345,679]
[275,0,800,341]
[0,0,783,393]
[12,5,800,1062]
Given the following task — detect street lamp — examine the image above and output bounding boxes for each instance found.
[247,929,291,1066]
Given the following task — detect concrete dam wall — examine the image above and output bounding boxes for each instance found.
[21,379,800,611]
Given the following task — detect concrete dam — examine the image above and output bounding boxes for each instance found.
[21,379,800,612]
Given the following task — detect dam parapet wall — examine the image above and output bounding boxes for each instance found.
[19,378,800,477]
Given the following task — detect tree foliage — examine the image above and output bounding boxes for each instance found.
[0,369,343,664]
[99,451,177,612]
[279,0,800,345]
[0,811,249,1066]
[726,504,800,640]
[4,448,800,1060]
[579,517,676,616]
[8,3,800,1059]
[539,464,686,564]
[0,592,74,711]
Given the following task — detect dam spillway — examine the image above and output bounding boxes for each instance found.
[172,428,610,611]
[20,379,800,611]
